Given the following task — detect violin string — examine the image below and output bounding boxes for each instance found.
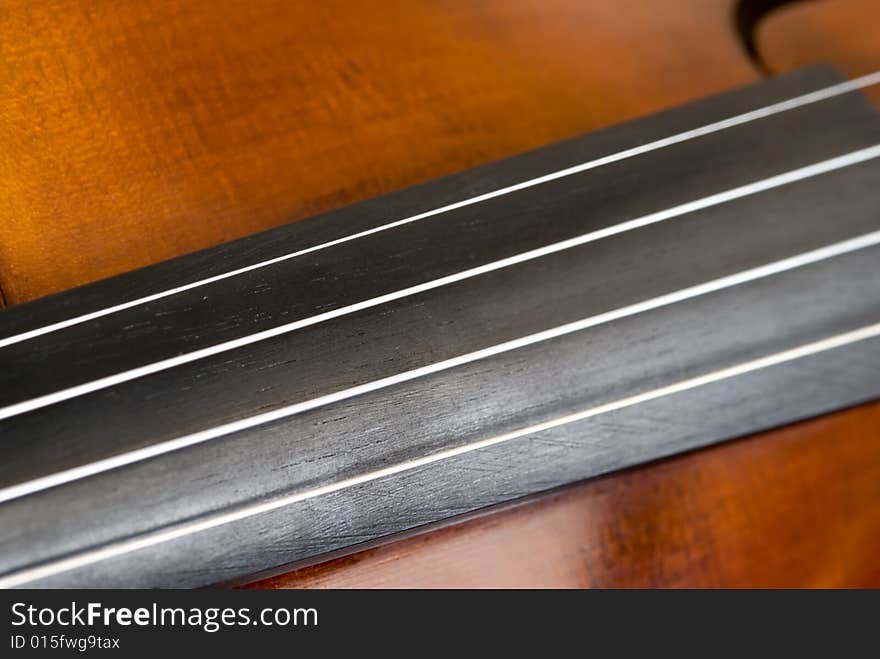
[0,70,878,351]
[2,226,879,506]
[2,320,878,588]
[1,143,878,423]
[2,72,880,586]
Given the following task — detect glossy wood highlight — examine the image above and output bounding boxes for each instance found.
[2,0,879,588]
[244,0,880,591]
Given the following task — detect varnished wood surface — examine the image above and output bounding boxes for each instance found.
[242,0,880,590]
[759,0,880,106]
[0,1,755,305]
[4,65,880,587]
[2,0,879,587]
[247,401,880,588]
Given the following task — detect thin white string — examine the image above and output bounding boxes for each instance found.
[1,320,878,588]
[1,70,878,351]
[1,144,878,423]
[1,227,879,506]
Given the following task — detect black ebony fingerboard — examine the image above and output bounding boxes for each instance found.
[1,66,879,587]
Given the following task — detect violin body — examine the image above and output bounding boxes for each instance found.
[1,0,879,587]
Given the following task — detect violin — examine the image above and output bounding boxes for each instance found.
[1,0,878,587]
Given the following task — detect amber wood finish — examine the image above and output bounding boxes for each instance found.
[248,401,880,588]
[1,0,879,587]
[245,0,880,589]
[759,0,880,105]
[0,0,756,305]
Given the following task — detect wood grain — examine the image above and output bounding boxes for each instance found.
[4,62,879,587]
[247,400,880,588]
[243,0,880,590]
[2,0,879,588]
[0,0,755,305]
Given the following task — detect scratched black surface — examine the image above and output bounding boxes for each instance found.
[0,66,879,587]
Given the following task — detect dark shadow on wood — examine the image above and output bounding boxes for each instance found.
[733,0,817,74]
